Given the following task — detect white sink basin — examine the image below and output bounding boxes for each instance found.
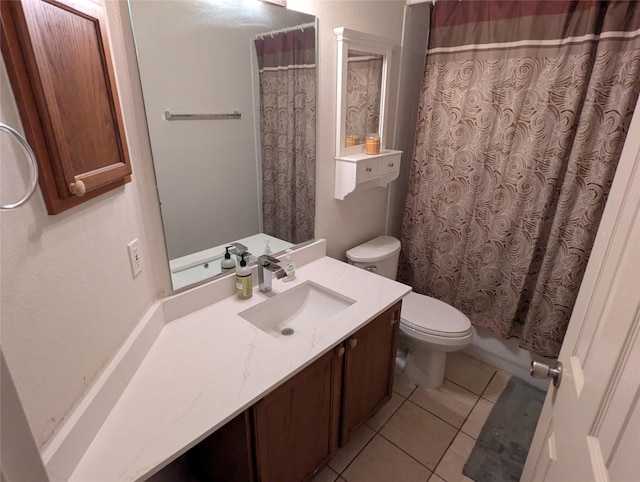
[239,281,355,339]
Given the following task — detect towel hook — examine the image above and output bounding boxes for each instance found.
[0,123,39,210]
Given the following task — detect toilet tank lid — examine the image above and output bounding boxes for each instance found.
[346,236,401,263]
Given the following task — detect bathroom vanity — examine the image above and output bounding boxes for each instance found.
[191,301,401,481]
[49,240,411,481]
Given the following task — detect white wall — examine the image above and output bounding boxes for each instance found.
[0,1,170,452]
[389,3,430,238]
[288,0,408,260]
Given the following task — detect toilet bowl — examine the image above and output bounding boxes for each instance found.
[346,236,472,389]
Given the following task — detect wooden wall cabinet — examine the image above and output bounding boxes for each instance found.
[1,0,132,214]
[188,301,402,481]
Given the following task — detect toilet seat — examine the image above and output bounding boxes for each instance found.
[400,292,472,338]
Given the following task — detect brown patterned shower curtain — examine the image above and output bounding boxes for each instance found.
[254,27,316,244]
[399,1,640,357]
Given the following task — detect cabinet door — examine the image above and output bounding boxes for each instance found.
[253,346,343,482]
[341,301,401,445]
[1,0,132,214]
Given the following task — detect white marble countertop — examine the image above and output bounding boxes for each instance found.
[69,255,411,481]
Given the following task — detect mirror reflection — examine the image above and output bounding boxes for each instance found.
[344,50,383,148]
[128,0,317,290]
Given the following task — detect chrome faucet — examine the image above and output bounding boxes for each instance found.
[258,255,286,293]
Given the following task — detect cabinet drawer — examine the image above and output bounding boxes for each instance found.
[378,156,399,175]
[356,158,379,180]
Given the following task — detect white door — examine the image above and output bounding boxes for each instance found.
[521,99,640,481]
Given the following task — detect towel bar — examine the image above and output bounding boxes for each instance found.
[164,110,241,121]
[0,123,39,210]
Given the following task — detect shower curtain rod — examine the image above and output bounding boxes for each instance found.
[253,21,315,39]
[406,0,461,5]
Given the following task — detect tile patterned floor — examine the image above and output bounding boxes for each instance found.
[312,351,512,482]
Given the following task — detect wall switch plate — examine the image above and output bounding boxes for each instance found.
[127,239,143,277]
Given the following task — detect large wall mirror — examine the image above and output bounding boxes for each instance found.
[334,28,393,157]
[128,0,317,290]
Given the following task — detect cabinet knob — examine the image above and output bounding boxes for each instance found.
[69,179,86,197]
[366,167,372,172]
[388,162,394,167]
[349,338,358,349]
[337,346,346,357]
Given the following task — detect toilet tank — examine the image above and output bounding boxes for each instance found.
[346,236,401,280]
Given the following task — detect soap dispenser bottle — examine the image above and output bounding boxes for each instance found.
[221,246,236,272]
[236,253,253,299]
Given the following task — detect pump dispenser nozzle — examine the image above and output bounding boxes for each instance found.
[221,246,236,273]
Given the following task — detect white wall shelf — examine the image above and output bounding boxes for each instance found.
[335,149,402,200]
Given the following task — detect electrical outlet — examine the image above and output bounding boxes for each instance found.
[127,239,143,277]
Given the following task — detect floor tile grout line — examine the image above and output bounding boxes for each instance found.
[330,385,414,479]
[377,389,413,431]
[342,391,437,479]
[456,369,498,431]
[431,368,501,481]
[478,369,514,404]
[376,431,436,475]
[430,425,463,479]
[456,370,504,440]
[333,393,406,479]
[328,367,501,482]
[331,433,372,478]
[479,370,499,398]
[444,372,497,397]
[403,398,472,433]
[394,381,418,399]
[371,395,464,479]
[423,364,497,481]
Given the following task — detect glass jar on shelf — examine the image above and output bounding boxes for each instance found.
[364,133,380,154]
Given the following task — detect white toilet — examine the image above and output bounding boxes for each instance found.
[346,236,472,389]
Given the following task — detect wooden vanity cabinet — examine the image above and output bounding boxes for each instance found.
[188,301,402,481]
[252,346,343,482]
[340,301,401,445]
[251,300,402,480]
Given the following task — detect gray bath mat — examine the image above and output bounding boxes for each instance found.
[463,376,546,482]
